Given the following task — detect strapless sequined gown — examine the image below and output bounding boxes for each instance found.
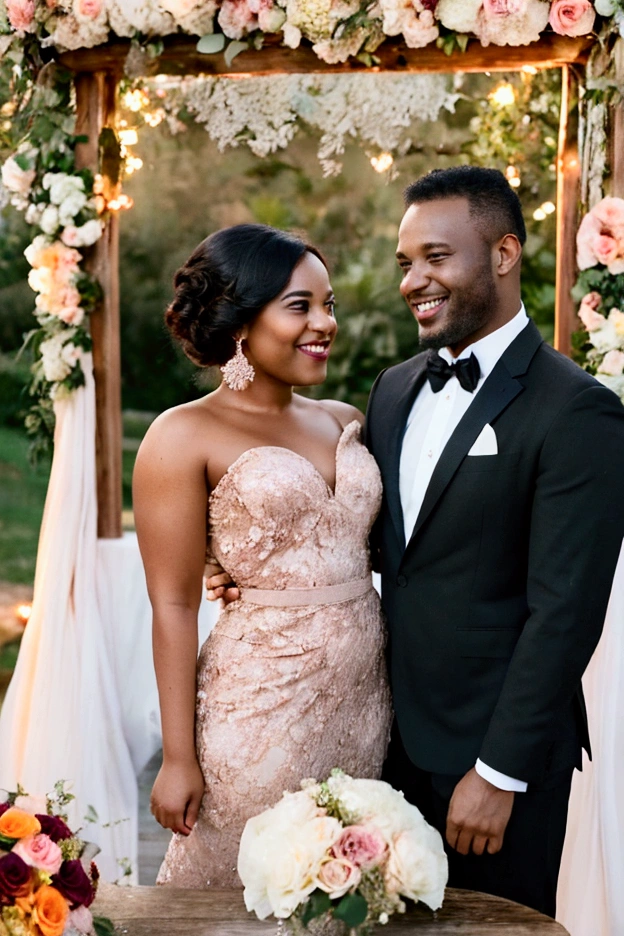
[157,420,392,888]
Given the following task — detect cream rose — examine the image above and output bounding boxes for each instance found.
[598,349,624,377]
[39,204,61,236]
[384,824,447,911]
[13,794,48,815]
[549,0,596,36]
[316,857,361,899]
[1,155,36,196]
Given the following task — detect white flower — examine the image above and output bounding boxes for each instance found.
[1,154,36,196]
[39,204,60,235]
[282,22,302,45]
[594,0,616,13]
[59,190,88,225]
[44,172,85,206]
[238,790,342,920]
[24,234,52,267]
[436,0,481,34]
[13,793,47,815]
[25,203,43,225]
[61,219,103,247]
[596,373,624,401]
[40,331,80,382]
[598,349,624,377]
[384,823,447,911]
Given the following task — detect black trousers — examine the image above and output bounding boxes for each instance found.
[381,722,573,918]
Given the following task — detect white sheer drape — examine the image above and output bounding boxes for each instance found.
[0,356,218,881]
[557,542,624,936]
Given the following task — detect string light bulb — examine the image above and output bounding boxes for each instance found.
[370,152,393,173]
[490,82,516,108]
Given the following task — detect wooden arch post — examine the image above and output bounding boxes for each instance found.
[74,70,122,539]
[62,35,593,537]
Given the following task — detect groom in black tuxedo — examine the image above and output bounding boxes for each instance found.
[366,166,624,917]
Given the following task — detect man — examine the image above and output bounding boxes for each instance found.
[366,165,624,916]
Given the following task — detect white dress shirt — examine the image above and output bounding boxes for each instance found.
[399,306,530,792]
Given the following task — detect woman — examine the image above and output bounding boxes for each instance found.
[133,224,392,888]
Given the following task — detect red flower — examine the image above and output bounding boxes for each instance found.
[0,853,32,903]
[51,860,95,909]
[35,814,73,843]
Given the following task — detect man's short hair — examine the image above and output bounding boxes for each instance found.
[403,166,527,247]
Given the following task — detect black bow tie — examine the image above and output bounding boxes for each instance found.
[426,351,481,393]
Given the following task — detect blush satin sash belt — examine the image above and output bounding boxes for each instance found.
[238,577,373,607]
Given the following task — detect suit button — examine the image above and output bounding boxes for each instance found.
[397,575,408,588]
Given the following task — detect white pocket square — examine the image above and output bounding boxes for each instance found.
[468,423,498,456]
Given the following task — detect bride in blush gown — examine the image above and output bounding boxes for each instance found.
[133,224,392,888]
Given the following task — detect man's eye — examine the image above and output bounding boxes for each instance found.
[429,254,447,262]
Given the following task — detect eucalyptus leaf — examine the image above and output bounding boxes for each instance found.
[93,917,116,936]
[333,892,368,927]
[196,33,226,54]
[225,40,249,67]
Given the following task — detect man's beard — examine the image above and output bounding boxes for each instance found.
[416,270,496,352]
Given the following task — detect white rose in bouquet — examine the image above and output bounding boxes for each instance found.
[385,821,447,911]
[25,203,43,225]
[40,332,79,382]
[61,219,103,247]
[239,790,342,920]
[59,190,88,226]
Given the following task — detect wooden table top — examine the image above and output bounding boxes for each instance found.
[93,884,570,935]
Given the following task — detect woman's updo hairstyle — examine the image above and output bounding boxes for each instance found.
[165,224,326,367]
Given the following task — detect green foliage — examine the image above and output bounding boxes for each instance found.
[301,890,332,926]
[93,917,116,936]
[0,426,50,583]
[333,892,368,927]
[572,267,624,310]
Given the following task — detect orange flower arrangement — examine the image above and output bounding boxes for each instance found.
[32,885,68,936]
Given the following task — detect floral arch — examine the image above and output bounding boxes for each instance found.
[1,3,623,533]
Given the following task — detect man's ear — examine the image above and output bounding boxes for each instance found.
[495,234,522,276]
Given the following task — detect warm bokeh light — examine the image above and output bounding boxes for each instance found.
[370,152,394,173]
[107,194,134,212]
[123,89,150,112]
[125,156,144,175]
[533,208,547,221]
[541,201,556,215]
[490,82,516,108]
[522,65,538,76]
[119,129,139,146]
[504,165,521,188]
[143,109,166,128]
[15,603,32,625]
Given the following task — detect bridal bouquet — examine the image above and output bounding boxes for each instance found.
[238,770,448,934]
[0,784,112,936]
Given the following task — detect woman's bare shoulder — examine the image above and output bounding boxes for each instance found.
[136,396,222,461]
[316,398,364,428]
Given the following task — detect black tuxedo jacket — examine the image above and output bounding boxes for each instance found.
[365,320,624,785]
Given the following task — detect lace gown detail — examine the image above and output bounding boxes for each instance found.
[157,420,392,888]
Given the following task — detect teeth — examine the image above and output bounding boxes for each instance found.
[300,344,327,353]
[415,298,445,312]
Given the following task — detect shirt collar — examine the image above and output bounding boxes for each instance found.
[438,305,529,381]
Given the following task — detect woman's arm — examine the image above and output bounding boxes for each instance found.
[133,408,209,835]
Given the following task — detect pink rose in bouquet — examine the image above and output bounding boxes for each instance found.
[12,833,64,875]
[549,0,596,36]
[331,824,387,870]
[478,0,550,46]
[74,0,104,20]
[218,0,257,38]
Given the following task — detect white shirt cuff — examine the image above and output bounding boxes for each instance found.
[475,759,528,792]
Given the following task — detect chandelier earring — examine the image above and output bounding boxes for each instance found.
[220,337,255,391]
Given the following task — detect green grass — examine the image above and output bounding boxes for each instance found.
[0,425,51,584]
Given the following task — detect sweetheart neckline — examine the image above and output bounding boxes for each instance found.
[208,419,360,503]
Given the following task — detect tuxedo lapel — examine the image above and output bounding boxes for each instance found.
[405,320,543,550]
[383,356,428,552]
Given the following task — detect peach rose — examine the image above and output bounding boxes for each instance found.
[593,234,620,267]
[6,0,36,31]
[331,824,387,870]
[33,885,69,936]
[598,349,624,377]
[549,0,596,36]
[316,858,361,899]
[578,292,607,331]
[74,0,103,18]
[13,834,63,875]
[0,808,42,840]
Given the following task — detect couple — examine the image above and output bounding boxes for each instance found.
[133,166,624,918]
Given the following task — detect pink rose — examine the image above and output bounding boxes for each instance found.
[599,349,624,377]
[12,834,63,875]
[217,0,257,38]
[578,292,606,331]
[331,824,388,870]
[549,0,596,36]
[593,233,619,266]
[592,196,624,242]
[6,0,36,31]
[316,858,361,899]
[74,0,103,19]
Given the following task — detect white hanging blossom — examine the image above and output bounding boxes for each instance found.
[178,72,458,175]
